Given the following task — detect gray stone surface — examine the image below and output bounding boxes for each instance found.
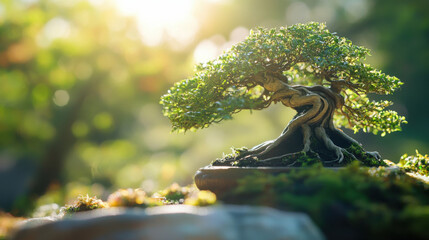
[12,205,325,240]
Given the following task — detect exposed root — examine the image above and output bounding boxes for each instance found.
[342,148,357,161]
[315,126,345,163]
[367,151,381,160]
[248,140,274,155]
[302,124,311,152]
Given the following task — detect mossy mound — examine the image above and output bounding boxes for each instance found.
[62,195,108,215]
[222,163,429,240]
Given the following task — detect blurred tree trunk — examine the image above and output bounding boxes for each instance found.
[28,78,98,199]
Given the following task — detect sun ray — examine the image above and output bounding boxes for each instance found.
[113,0,197,47]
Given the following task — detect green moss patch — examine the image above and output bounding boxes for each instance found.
[222,163,429,240]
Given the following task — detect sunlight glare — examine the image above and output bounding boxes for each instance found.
[193,27,249,64]
[193,39,219,63]
[114,0,198,47]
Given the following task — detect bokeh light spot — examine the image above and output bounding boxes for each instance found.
[32,84,51,108]
[193,39,219,63]
[72,121,89,138]
[93,112,113,130]
[53,90,70,107]
[49,68,75,89]
[37,17,71,47]
[74,62,93,81]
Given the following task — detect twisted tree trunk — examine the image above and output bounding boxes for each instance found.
[214,77,382,167]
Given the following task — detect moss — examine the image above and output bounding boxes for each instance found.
[158,183,191,204]
[107,188,162,208]
[212,141,385,168]
[158,184,218,206]
[212,147,253,166]
[223,163,429,240]
[61,195,108,215]
[398,150,429,176]
[56,184,215,216]
[346,143,387,167]
[184,190,217,206]
[293,151,322,167]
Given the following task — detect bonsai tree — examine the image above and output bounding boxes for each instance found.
[161,22,406,167]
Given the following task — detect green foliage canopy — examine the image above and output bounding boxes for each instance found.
[161,22,406,135]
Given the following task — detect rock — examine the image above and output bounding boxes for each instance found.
[227,206,324,240]
[31,204,62,218]
[16,216,57,228]
[11,205,324,240]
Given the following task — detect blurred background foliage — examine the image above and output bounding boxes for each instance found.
[0,0,428,215]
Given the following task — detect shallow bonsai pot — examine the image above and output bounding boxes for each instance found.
[194,165,399,198]
[194,165,338,198]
